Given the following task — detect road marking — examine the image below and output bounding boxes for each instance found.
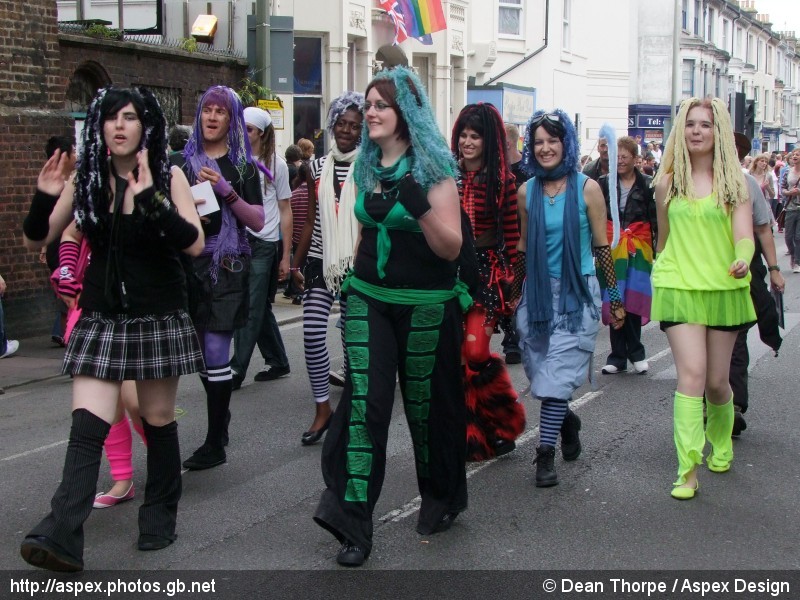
[1,440,67,462]
[377,389,605,526]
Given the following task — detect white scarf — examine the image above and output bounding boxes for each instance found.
[319,144,359,293]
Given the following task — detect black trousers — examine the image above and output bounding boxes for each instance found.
[606,313,645,368]
[314,291,467,552]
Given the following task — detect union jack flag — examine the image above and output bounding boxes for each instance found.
[379,0,409,45]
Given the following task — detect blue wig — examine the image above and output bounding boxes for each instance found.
[354,66,456,192]
[326,90,365,138]
[520,108,580,180]
[598,123,620,248]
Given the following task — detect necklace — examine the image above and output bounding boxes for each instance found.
[544,178,567,205]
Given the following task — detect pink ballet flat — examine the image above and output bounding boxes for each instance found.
[93,483,134,509]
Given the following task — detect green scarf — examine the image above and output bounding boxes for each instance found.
[355,152,422,278]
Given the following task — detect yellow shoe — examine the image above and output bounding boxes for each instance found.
[671,481,699,500]
[707,459,731,473]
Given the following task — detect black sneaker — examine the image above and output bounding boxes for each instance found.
[560,409,582,461]
[336,541,369,567]
[732,408,747,437]
[231,372,244,391]
[504,351,522,365]
[254,365,290,381]
[329,367,346,387]
[183,444,226,470]
[534,444,558,487]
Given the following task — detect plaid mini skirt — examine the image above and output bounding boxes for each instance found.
[62,310,205,381]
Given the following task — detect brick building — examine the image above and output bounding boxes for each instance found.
[0,2,247,338]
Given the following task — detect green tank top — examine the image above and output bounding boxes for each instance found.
[651,194,750,291]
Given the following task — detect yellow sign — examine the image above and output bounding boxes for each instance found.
[257,99,284,130]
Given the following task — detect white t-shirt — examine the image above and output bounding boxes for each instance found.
[248,154,291,241]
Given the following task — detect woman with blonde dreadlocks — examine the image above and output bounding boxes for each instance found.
[314,66,468,567]
[651,97,755,501]
[451,103,526,461]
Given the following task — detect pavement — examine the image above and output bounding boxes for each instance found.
[0,292,317,393]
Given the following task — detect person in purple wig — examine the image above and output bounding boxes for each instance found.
[172,85,266,471]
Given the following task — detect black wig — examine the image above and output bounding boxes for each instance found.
[73,86,170,243]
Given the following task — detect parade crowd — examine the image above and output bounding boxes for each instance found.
[13,66,797,571]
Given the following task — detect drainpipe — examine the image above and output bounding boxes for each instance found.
[485,0,549,86]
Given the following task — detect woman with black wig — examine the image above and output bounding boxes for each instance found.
[20,87,205,571]
[515,110,624,488]
[451,102,526,461]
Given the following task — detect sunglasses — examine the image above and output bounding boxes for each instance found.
[530,112,561,127]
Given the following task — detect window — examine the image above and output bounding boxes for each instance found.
[747,34,754,64]
[562,0,571,51]
[766,46,773,75]
[499,0,522,36]
[693,0,700,35]
[715,69,723,99]
[735,27,742,58]
[681,0,688,30]
[707,8,714,42]
[682,60,695,98]
[721,19,729,52]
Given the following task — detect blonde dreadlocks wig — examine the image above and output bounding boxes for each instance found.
[654,97,747,209]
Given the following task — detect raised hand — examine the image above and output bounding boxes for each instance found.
[127,149,153,196]
[37,149,70,197]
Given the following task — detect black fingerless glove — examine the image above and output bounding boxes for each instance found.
[23,190,60,241]
[510,252,526,303]
[595,244,625,320]
[395,174,432,219]
[133,188,199,250]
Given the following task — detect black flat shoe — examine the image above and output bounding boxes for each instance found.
[429,512,459,534]
[301,416,332,446]
[182,443,226,470]
[336,540,369,567]
[20,535,83,572]
[138,534,175,551]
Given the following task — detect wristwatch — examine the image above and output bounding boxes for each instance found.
[768,265,780,272]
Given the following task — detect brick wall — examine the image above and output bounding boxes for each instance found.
[0,9,247,339]
[0,0,71,338]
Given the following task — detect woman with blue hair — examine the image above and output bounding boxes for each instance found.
[313,66,468,567]
[515,110,625,487]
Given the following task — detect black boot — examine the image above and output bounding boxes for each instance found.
[21,409,110,572]
[534,444,558,487]
[184,375,229,470]
[560,409,582,461]
[138,419,181,551]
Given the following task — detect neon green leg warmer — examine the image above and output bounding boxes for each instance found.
[706,395,734,472]
[673,392,705,486]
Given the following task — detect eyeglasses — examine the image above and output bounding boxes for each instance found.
[530,112,561,127]
[362,101,392,114]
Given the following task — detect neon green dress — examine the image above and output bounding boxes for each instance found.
[651,193,755,326]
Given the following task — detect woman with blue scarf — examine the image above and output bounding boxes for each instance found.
[514,110,625,487]
[313,67,468,567]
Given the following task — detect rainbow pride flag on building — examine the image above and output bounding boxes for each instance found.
[397,0,447,38]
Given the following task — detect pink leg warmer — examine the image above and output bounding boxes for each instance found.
[104,418,133,482]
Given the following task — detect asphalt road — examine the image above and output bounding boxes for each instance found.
[1,266,799,585]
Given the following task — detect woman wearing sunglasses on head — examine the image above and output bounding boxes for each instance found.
[313,66,469,567]
[450,103,526,461]
[651,97,755,500]
[515,110,624,488]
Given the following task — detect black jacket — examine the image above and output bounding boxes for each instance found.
[599,170,657,248]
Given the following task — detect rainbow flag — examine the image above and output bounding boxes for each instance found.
[396,0,447,39]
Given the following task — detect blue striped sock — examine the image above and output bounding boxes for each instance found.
[539,397,568,447]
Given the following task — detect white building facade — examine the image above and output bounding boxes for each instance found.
[56,0,800,155]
